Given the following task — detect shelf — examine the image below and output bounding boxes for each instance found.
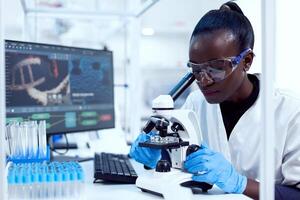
[21,0,159,19]
[20,0,160,44]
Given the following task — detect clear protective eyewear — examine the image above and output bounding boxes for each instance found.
[187,48,252,83]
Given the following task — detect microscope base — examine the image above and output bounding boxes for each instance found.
[136,168,194,198]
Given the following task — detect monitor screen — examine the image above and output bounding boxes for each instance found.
[5,40,115,135]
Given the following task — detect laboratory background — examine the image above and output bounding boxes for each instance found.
[0,0,299,200]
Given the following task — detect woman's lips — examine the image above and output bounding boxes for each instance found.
[201,90,220,96]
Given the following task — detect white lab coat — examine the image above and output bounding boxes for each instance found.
[182,87,300,188]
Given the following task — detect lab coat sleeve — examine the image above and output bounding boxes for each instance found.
[281,112,300,189]
[181,90,199,110]
[181,94,193,110]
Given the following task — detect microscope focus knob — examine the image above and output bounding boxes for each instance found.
[155,160,171,172]
[186,144,200,157]
[184,144,213,192]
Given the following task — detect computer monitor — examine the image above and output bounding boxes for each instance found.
[5,40,115,139]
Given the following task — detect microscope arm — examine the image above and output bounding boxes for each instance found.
[142,72,195,134]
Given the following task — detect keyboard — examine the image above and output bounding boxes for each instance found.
[93,152,138,184]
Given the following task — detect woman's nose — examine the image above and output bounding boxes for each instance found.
[195,72,214,87]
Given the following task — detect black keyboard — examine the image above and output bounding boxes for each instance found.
[93,152,138,184]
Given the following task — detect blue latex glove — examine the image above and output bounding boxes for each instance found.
[184,143,247,194]
[129,132,161,169]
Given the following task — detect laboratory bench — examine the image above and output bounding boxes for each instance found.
[64,129,251,200]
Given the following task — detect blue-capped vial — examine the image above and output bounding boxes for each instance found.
[7,170,16,199]
[39,171,47,183]
[46,171,55,198]
[54,171,63,198]
[23,172,32,184]
[54,171,62,182]
[69,170,76,181]
[7,172,15,185]
[77,169,84,182]
[62,170,70,182]
[46,172,54,182]
[31,171,39,183]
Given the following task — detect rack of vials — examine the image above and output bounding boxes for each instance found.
[5,120,85,199]
[6,121,49,162]
[7,162,84,199]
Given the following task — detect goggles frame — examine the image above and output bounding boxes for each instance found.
[187,48,252,82]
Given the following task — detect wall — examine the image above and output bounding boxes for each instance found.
[3,0,300,134]
[238,0,262,74]
[276,1,300,92]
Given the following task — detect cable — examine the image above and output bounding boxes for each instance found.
[49,133,69,155]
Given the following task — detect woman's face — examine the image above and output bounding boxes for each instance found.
[189,29,247,103]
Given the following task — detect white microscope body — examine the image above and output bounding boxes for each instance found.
[135,95,206,198]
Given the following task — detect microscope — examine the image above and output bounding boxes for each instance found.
[135,73,212,197]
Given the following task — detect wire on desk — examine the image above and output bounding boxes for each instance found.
[50,133,69,155]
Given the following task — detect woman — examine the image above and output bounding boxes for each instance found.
[130,2,300,199]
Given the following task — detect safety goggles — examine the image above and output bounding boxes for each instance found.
[187,48,252,83]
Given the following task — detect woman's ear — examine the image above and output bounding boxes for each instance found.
[243,52,254,71]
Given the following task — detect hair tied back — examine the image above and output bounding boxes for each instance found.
[220,1,244,16]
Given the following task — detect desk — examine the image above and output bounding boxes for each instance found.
[63,129,252,200]
[81,160,251,200]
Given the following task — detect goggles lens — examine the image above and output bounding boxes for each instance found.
[188,59,233,82]
[187,48,252,83]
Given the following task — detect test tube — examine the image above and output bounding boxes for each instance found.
[31,164,39,199]
[5,124,12,157]
[54,168,63,198]
[7,167,16,199]
[30,121,39,158]
[77,168,85,199]
[10,122,20,159]
[62,166,71,198]
[20,122,29,158]
[15,165,23,199]
[38,120,47,158]
[22,170,31,199]
[38,164,47,199]
[23,122,32,159]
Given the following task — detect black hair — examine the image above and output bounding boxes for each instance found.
[191,1,254,52]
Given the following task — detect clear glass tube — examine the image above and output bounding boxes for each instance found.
[38,120,47,158]
[30,121,39,158]
[20,123,29,158]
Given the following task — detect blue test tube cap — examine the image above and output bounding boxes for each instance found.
[31,172,39,183]
[15,165,21,179]
[77,169,84,181]
[69,170,77,181]
[39,172,47,183]
[15,173,23,184]
[62,170,70,182]
[54,172,62,182]
[47,172,54,182]
[7,172,16,184]
[23,173,32,184]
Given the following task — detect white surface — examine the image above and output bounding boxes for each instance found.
[66,129,251,200]
[136,168,194,199]
[152,95,174,109]
[82,159,251,200]
[276,1,300,92]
